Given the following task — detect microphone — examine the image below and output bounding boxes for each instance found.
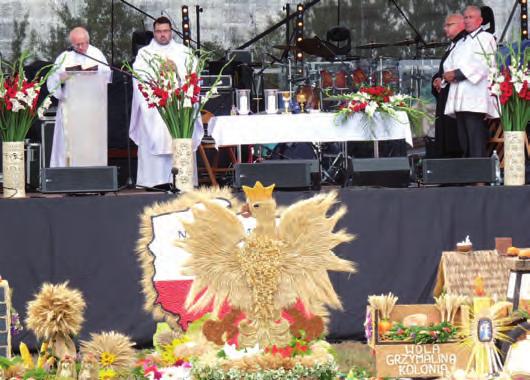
[66,46,75,52]
[169,167,180,194]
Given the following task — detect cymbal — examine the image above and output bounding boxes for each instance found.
[421,41,449,49]
[296,38,336,59]
[392,39,417,47]
[356,42,388,49]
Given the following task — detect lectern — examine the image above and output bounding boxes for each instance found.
[62,71,110,166]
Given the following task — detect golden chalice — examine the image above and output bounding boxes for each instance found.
[281,91,291,114]
[296,93,307,113]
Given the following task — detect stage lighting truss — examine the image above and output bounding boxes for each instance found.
[182,5,191,46]
[521,0,528,39]
[295,3,304,62]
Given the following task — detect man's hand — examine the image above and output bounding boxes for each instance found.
[433,77,442,93]
[443,70,456,83]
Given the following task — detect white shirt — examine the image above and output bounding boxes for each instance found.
[443,28,498,118]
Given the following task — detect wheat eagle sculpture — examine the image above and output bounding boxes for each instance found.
[178,182,356,348]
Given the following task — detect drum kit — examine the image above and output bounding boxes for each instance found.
[272,36,448,101]
[260,37,448,185]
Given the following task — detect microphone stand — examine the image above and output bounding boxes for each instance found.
[69,48,138,191]
[388,0,427,49]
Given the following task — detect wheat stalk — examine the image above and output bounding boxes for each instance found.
[368,293,398,320]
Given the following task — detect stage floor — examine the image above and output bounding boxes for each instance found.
[2,185,530,348]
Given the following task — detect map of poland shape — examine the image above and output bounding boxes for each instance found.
[148,199,257,330]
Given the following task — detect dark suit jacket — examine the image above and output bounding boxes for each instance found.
[431,31,466,158]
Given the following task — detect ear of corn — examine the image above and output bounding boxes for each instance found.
[19,342,34,369]
[36,341,49,368]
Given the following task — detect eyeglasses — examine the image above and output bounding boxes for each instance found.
[444,23,457,27]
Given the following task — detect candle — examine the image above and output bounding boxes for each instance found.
[239,95,248,114]
[267,95,276,113]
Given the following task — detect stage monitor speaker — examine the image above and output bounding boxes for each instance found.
[422,158,495,184]
[40,166,118,193]
[234,160,318,189]
[351,157,410,187]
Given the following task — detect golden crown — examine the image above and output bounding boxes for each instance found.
[242,181,275,202]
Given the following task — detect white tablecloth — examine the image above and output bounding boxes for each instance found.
[207,111,413,148]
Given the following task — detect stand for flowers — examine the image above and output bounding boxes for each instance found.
[2,141,25,198]
[504,131,526,186]
[172,138,194,192]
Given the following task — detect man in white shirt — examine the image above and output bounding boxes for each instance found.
[129,16,200,188]
[442,5,498,157]
[46,27,111,167]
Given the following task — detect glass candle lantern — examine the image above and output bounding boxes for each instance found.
[235,89,250,115]
[264,89,278,114]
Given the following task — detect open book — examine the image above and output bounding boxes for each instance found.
[65,64,98,72]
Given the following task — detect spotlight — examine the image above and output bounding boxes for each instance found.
[181,5,191,46]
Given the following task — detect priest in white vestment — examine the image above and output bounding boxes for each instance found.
[442,5,498,157]
[46,27,111,167]
[129,16,203,188]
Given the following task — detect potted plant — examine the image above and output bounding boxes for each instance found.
[127,51,228,191]
[489,44,530,185]
[0,52,55,198]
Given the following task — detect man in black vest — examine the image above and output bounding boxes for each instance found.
[431,13,466,158]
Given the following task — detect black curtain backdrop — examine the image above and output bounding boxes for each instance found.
[1,186,530,350]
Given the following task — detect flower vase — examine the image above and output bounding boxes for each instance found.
[2,141,26,198]
[172,138,194,192]
[504,130,526,186]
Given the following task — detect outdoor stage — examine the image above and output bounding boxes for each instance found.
[2,185,530,349]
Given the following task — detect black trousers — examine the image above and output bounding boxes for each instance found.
[455,111,488,157]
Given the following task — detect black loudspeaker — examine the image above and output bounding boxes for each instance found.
[234,160,318,189]
[202,90,233,116]
[422,158,495,184]
[40,166,118,193]
[351,157,411,187]
[132,31,153,58]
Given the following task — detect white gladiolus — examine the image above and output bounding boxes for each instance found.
[365,100,379,118]
[491,83,501,96]
[183,98,192,108]
[10,99,25,112]
[389,94,408,103]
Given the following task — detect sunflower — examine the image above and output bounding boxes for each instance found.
[80,331,136,372]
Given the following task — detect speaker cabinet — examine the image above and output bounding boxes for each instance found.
[351,157,410,187]
[234,160,318,189]
[422,158,495,185]
[40,166,118,193]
